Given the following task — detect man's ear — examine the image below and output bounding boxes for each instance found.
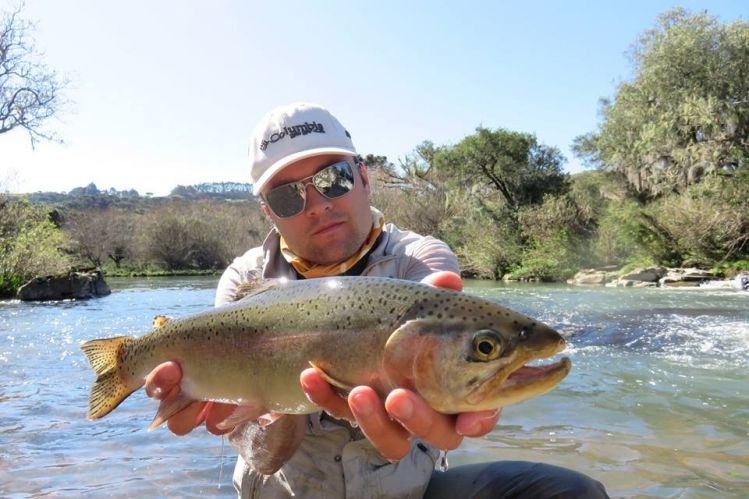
[260,202,272,219]
[358,162,371,194]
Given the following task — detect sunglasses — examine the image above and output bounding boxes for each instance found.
[262,160,357,218]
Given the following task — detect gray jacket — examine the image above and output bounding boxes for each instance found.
[215,223,460,499]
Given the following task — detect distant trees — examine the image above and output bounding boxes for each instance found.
[60,199,269,273]
[64,208,134,268]
[368,127,573,279]
[0,3,67,145]
[574,8,749,197]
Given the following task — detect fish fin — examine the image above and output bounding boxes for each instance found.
[233,271,286,302]
[215,405,267,431]
[80,336,140,419]
[228,415,307,475]
[152,315,170,328]
[148,390,196,431]
[257,411,285,428]
[308,361,355,391]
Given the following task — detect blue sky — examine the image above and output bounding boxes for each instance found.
[1,0,746,196]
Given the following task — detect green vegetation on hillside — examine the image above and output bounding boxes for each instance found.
[1,8,747,298]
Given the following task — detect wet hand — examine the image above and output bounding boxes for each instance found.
[144,361,236,436]
[299,271,503,461]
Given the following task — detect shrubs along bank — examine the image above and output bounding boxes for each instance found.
[2,8,747,298]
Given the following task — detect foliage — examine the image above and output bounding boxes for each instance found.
[63,208,135,268]
[0,196,72,296]
[575,8,749,197]
[432,127,569,209]
[33,197,269,275]
[646,174,749,266]
[0,3,67,145]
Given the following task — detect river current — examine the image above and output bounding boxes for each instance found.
[1,277,747,497]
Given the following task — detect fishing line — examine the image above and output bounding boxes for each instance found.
[217,435,225,489]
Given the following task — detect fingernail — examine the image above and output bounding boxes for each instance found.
[390,398,413,421]
[152,387,163,398]
[457,421,480,436]
[482,409,500,421]
[350,392,373,417]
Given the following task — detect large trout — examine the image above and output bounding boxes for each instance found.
[81,276,571,430]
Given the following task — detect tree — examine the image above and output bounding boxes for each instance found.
[433,127,568,210]
[574,8,749,197]
[63,208,135,268]
[0,3,66,145]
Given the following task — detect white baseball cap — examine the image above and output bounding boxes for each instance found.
[249,102,357,195]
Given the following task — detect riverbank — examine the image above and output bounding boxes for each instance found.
[566,266,749,290]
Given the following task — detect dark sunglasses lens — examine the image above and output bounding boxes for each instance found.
[265,161,356,218]
[265,183,305,218]
[314,162,355,198]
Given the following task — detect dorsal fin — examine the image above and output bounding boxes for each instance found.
[234,272,287,302]
[152,315,170,328]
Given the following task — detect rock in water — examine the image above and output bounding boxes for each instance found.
[18,270,111,301]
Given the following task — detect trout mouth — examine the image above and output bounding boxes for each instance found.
[503,357,571,388]
[466,357,572,407]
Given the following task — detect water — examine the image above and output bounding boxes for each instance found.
[1,278,747,497]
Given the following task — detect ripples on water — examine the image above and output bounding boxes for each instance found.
[1,277,747,497]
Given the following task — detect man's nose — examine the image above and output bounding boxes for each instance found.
[303,182,332,216]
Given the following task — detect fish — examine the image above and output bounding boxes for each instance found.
[81,276,571,431]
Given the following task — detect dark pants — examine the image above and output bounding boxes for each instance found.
[423,461,610,499]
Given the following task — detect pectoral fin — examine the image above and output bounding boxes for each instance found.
[148,389,196,431]
[308,361,355,391]
[215,405,268,431]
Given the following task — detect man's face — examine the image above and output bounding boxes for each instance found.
[260,154,373,265]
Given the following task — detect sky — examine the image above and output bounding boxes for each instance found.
[1,0,746,196]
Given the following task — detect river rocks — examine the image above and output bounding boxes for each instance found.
[570,266,729,289]
[567,269,612,285]
[17,270,111,301]
[659,268,717,287]
[606,267,667,287]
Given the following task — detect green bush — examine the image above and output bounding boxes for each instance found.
[0,197,72,297]
[647,175,749,266]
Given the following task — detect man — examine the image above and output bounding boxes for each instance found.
[145,102,609,498]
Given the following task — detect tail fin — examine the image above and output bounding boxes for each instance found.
[81,336,140,420]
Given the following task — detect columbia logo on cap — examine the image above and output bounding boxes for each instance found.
[260,121,326,151]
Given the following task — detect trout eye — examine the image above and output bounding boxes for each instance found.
[470,330,503,362]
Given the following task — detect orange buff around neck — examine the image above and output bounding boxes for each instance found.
[279,208,385,278]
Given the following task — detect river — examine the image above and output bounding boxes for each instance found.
[1,277,747,497]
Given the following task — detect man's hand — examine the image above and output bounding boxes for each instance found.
[144,361,236,435]
[300,271,502,461]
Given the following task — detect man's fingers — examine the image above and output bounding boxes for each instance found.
[349,386,411,461]
[455,408,502,437]
[300,368,353,421]
[385,389,463,451]
[164,398,206,436]
[421,271,463,291]
[144,361,182,399]
[205,402,239,435]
